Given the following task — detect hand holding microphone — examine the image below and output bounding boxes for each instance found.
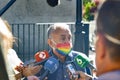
[22,50,50,77]
[75,71,93,80]
[15,50,49,77]
[66,63,78,80]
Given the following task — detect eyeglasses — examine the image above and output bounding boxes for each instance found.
[104,34,120,45]
[94,30,120,45]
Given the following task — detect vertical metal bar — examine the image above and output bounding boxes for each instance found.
[23,24,25,61]
[43,24,45,49]
[33,24,35,54]
[47,24,50,50]
[76,0,82,23]
[74,0,91,75]
[28,24,30,60]
[17,24,20,59]
[73,0,83,52]
[38,24,40,50]
[84,24,89,56]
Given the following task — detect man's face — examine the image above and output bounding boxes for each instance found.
[48,28,72,62]
[51,28,72,48]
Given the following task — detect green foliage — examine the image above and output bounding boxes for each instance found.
[83,0,98,21]
[83,0,91,6]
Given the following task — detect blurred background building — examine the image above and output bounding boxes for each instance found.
[1,0,76,23]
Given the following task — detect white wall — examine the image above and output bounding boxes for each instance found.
[1,0,76,23]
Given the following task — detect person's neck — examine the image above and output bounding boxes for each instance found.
[105,61,120,72]
[53,49,66,62]
[97,60,120,76]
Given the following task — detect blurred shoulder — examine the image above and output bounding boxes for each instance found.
[8,48,16,52]
[8,49,17,56]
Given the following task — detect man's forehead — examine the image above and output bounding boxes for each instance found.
[51,29,71,37]
[53,27,70,33]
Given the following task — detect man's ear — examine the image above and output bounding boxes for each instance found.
[97,34,106,59]
[48,39,53,48]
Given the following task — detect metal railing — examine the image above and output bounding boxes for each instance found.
[11,23,75,62]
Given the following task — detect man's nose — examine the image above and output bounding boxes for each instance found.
[64,38,71,43]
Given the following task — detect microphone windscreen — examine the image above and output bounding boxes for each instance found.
[34,50,50,62]
[74,54,90,68]
[74,54,96,70]
[46,0,60,7]
[44,57,59,73]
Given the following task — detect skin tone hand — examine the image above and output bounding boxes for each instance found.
[15,63,25,74]
[75,71,92,80]
[67,69,79,80]
[15,65,43,77]
[22,65,42,77]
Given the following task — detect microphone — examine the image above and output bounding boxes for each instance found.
[66,63,78,78]
[74,54,96,70]
[39,57,59,80]
[34,50,50,66]
[46,0,60,7]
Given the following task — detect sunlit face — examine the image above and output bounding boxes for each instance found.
[48,27,72,62]
[51,28,72,48]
